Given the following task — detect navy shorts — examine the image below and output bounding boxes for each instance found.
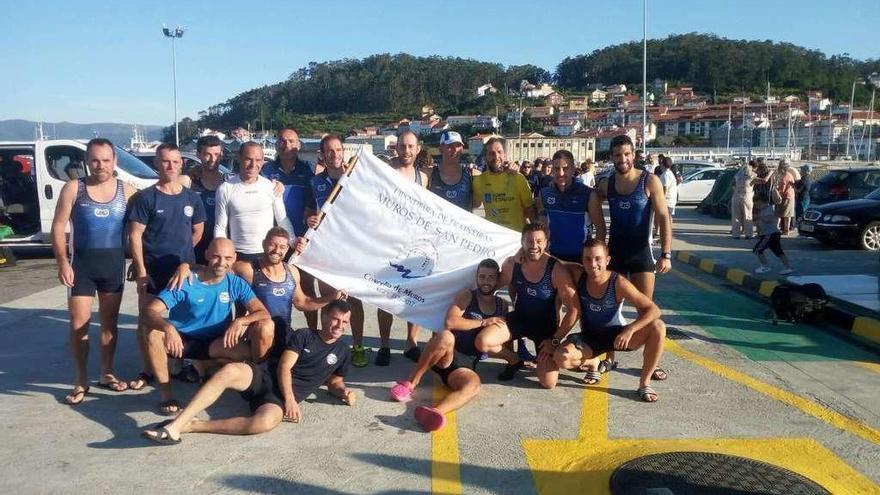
[507,311,558,345]
[608,239,655,275]
[240,362,285,413]
[70,249,125,297]
[566,326,627,355]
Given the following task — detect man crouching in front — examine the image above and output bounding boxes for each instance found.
[142,299,355,444]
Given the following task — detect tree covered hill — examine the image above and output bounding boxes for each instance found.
[556,33,879,101]
[190,34,878,137]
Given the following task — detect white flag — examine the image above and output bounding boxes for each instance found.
[294,149,520,331]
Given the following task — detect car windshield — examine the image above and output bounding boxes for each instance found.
[865,188,880,200]
[115,147,159,179]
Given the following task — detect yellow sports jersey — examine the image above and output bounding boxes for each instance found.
[473,171,534,231]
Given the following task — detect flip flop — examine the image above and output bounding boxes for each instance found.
[652,367,668,381]
[128,372,153,391]
[65,386,90,406]
[142,426,181,445]
[583,369,601,385]
[158,399,181,416]
[597,359,618,374]
[638,385,659,403]
[390,381,414,402]
[96,378,129,392]
[414,406,447,432]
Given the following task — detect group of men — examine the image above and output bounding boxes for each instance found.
[51,128,672,442]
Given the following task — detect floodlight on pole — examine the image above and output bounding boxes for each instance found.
[162,25,185,146]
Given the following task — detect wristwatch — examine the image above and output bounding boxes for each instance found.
[661,252,673,260]
[551,338,562,347]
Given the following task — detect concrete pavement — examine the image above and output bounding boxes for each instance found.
[0,207,878,494]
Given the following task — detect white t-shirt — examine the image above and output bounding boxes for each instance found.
[214,175,294,254]
[660,168,678,208]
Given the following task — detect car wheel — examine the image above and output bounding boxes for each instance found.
[859,221,880,251]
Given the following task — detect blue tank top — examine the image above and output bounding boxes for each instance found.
[511,257,558,322]
[463,290,506,320]
[608,170,652,242]
[309,171,339,209]
[578,272,626,330]
[71,179,126,252]
[250,260,296,325]
[541,181,591,258]
[429,166,472,210]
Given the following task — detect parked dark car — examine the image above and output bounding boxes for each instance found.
[809,167,880,205]
[798,188,880,251]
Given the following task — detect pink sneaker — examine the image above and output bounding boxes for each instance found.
[389,381,414,402]
[414,406,447,432]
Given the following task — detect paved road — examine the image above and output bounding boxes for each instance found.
[0,208,878,494]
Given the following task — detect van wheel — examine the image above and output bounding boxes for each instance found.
[859,221,880,251]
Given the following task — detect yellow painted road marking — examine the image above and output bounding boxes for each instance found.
[698,258,715,273]
[856,361,880,375]
[669,268,720,293]
[431,383,462,495]
[665,340,880,445]
[759,280,779,297]
[853,316,880,345]
[523,374,878,495]
[726,268,747,285]
[676,251,692,263]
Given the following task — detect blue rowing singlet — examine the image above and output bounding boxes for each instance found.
[578,272,626,331]
[250,260,296,325]
[541,181,591,259]
[608,170,652,243]
[511,258,558,322]
[309,171,339,210]
[261,159,314,237]
[71,179,126,252]
[429,166,472,210]
[463,290,506,320]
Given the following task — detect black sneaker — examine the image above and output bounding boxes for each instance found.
[498,361,525,381]
[375,346,391,366]
[403,346,421,363]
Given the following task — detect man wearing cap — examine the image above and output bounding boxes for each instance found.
[428,131,478,210]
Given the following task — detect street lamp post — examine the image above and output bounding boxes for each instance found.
[162,25,184,146]
[642,0,648,152]
[868,73,880,162]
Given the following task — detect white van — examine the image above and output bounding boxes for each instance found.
[0,139,158,247]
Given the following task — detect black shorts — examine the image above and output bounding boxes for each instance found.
[507,311,557,344]
[550,251,582,263]
[236,251,262,263]
[70,249,125,297]
[566,326,627,356]
[240,362,284,413]
[177,333,214,360]
[453,329,480,357]
[431,352,470,387]
[753,233,784,257]
[608,238,655,275]
[145,259,179,296]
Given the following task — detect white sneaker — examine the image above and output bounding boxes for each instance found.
[779,268,794,275]
[754,266,771,274]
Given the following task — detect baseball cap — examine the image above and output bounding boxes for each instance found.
[440,131,463,145]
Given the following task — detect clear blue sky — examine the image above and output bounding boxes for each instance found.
[3,0,877,126]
